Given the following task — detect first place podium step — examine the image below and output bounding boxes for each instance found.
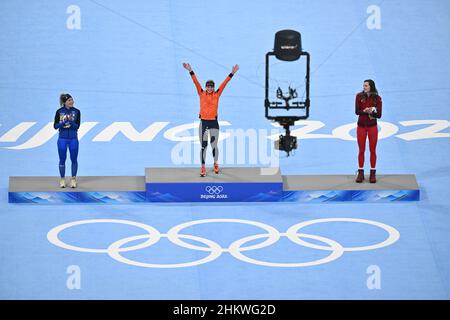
[145,167,283,202]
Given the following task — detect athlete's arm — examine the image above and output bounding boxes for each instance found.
[355,94,367,115]
[53,110,64,129]
[68,110,80,129]
[183,62,202,95]
[217,64,239,96]
[76,110,81,127]
[371,96,382,119]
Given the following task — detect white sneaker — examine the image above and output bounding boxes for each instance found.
[59,178,66,188]
[70,177,77,188]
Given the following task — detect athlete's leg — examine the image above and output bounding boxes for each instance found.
[210,128,219,164]
[57,138,68,178]
[356,126,368,168]
[199,121,209,165]
[68,138,79,177]
[368,125,378,169]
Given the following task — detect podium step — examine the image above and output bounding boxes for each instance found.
[145,167,283,202]
[282,174,420,202]
[8,176,146,203]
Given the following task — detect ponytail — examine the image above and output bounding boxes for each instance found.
[59,94,65,106]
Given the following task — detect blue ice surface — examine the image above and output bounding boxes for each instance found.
[0,0,449,299]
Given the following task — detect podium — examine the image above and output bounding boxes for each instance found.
[146,167,283,202]
[282,174,420,202]
[8,168,420,204]
[8,176,146,203]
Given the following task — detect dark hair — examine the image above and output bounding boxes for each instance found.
[363,79,378,95]
[361,79,378,104]
[59,93,72,106]
[205,80,215,87]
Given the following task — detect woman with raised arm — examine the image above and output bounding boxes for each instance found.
[183,62,239,177]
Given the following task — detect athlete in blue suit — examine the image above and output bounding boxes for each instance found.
[53,93,81,188]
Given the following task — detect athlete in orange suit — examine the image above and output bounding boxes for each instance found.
[183,62,239,176]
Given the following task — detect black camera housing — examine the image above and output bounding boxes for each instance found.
[275,134,298,155]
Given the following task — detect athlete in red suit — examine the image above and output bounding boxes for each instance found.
[355,79,382,183]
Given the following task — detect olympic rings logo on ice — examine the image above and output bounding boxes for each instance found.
[205,186,224,194]
[47,218,400,268]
